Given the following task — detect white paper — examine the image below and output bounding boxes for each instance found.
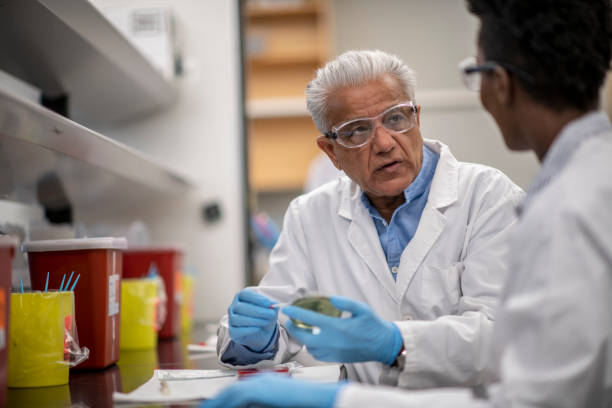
[113,365,340,404]
[292,364,340,382]
[113,375,235,403]
[155,369,235,380]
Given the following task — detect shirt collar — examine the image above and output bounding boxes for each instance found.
[520,110,612,213]
[360,144,437,220]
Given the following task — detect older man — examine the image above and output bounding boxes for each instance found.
[206,0,612,407]
[217,50,523,387]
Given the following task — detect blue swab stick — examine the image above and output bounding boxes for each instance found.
[70,274,80,292]
[20,277,24,293]
[59,274,66,291]
[45,272,49,293]
[64,271,74,292]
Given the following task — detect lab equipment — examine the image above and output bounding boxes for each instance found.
[250,212,280,250]
[120,278,160,350]
[236,361,301,379]
[0,236,17,406]
[64,271,74,292]
[181,273,195,333]
[113,365,341,404]
[8,291,88,387]
[283,296,402,365]
[289,296,341,331]
[24,237,127,369]
[155,369,236,381]
[69,274,80,291]
[123,247,183,339]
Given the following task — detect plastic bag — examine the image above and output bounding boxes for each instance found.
[8,291,88,387]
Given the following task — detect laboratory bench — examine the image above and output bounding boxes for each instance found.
[7,325,221,408]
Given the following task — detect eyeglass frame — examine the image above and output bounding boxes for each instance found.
[458,56,536,92]
[323,101,419,149]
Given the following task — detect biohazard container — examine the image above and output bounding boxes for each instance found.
[122,248,182,339]
[0,236,16,405]
[24,237,127,369]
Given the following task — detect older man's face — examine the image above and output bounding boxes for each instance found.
[317,75,423,199]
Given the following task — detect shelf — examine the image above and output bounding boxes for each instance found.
[246,2,318,19]
[248,53,321,67]
[249,116,320,191]
[0,0,177,128]
[247,63,318,99]
[244,0,332,192]
[0,87,193,215]
[247,97,309,118]
[246,90,481,120]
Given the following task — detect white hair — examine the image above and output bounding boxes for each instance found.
[305,49,417,134]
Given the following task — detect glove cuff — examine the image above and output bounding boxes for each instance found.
[381,322,404,366]
[247,323,279,353]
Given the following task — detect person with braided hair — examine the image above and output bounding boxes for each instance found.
[203,1,612,406]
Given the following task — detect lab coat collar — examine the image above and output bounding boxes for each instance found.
[520,110,612,214]
[423,138,459,210]
[337,139,459,299]
[338,138,459,221]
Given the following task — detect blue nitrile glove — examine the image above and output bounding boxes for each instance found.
[228,289,279,352]
[283,295,403,365]
[201,373,343,408]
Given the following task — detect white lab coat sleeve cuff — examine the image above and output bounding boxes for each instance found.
[335,383,491,408]
[394,320,419,386]
[216,314,303,369]
[384,315,493,388]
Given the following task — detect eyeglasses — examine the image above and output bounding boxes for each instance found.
[458,56,535,92]
[324,102,418,149]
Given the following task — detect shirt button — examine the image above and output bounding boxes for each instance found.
[391,266,399,273]
[402,314,413,321]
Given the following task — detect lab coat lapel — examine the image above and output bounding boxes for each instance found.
[339,181,398,302]
[397,139,458,295]
[396,206,446,293]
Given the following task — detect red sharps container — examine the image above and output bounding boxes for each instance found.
[0,236,17,405]
[123,248,183,339]
[24,237,127,369]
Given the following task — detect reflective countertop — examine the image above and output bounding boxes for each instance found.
[8,325,223,408]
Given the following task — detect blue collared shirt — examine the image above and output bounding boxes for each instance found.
[360,145,439,280]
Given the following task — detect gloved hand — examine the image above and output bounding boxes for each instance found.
[282,295,403,365]
[228,289,279,352]
[201,373,343,408]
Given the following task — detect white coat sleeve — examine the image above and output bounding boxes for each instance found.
[388,176,524,388]
[335,383,490,408]
[488,201,612,408]
[216,198,315,368]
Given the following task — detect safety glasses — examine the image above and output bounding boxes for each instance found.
[324,102,418,149]
[458,56,535,92]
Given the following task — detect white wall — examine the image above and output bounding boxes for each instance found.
[89,0,246,322]
[333,0,539,189]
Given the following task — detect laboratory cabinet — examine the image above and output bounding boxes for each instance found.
[0,0,177,128]
[0,0,192,215]
[244,0,334,192]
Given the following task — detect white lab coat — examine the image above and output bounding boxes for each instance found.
[335,116,612,406]
[218,139,524,387]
